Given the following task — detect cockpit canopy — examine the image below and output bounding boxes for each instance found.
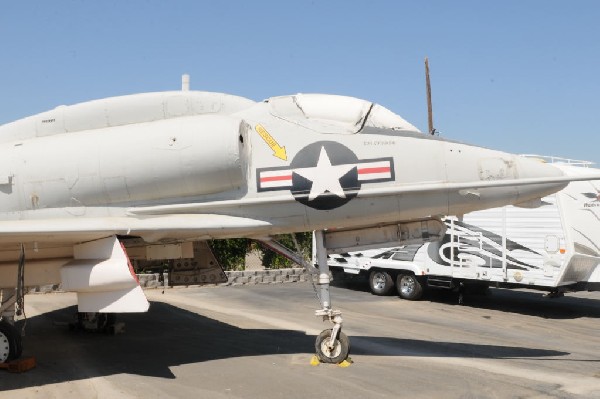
[267,93,420,134]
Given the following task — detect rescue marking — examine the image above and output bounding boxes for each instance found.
[255,124,288,161]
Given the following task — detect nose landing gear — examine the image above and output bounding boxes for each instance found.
[314,314,349,364]
[312,231,350,364]
[256,231,351,365]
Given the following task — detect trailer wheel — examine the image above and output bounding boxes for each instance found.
[397,274,423,300]
[0,320,22,363]
[369,270,394,295]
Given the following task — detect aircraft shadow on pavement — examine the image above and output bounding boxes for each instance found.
[333,279,600,320]
[425,288,600,319]
[2,301,568,390]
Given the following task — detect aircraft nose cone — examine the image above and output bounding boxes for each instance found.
[514,155,564,180]
[450,152,570,215]
[511,156,568,204]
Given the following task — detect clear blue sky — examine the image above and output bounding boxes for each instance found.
[1,1,599,165]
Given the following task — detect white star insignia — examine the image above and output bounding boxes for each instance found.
[293,146,355,201]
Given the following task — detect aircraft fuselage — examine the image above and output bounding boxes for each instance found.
[0,91,569,245]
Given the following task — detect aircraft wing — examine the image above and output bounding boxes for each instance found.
[1,174,596,245]
[128,174,600,215]
[0,214,273,245]
[0,214,273,314]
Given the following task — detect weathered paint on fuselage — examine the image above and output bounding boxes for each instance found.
[0,91,567,242]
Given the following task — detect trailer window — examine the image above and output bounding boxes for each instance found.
[373,251,393,259]
[392,251,409,261]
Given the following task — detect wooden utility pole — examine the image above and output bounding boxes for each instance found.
[425,57,435,135]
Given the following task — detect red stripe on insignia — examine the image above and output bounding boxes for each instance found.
[260,174,293,183]
[358,167,390,174]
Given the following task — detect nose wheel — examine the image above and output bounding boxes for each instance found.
[315,327,350,364]
[313,230,350,364]
[258,231,352,364]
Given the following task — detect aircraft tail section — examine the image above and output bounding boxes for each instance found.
[60,236,149,313]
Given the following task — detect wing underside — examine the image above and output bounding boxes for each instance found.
[0,214,271,313]
[0,214,273,245]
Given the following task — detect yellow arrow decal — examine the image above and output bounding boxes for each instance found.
[255,124,287,161]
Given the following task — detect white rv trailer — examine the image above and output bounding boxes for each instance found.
[327,158,600,300]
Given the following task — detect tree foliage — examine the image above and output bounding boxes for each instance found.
[209,238,250,271]
[259,233,312,269]
[209,233,313,270]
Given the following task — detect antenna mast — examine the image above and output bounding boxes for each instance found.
[425,57,435,135]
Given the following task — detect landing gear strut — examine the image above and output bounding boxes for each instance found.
[1,244,26,364]
[313,231,350,363]
[256,232,350,364]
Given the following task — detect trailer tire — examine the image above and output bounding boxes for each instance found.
[0,320,22,363]
[369,270,394,295]
[397,274,423,300]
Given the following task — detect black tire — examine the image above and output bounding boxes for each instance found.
[315,329,350,364]
[77,312,117,332]
[396,273,424,300]
[0,320,22,363]
[369,270,394,295]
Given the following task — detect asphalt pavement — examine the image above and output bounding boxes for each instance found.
[1,280,599,399]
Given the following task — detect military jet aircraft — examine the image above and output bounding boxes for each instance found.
[0,84,597,364]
